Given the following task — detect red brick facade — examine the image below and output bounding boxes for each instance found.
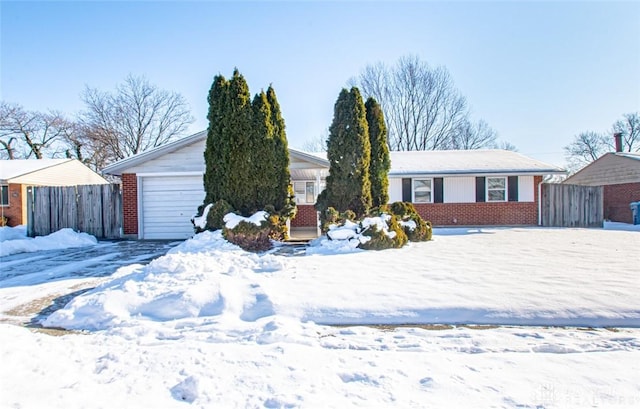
[122,173,138,235]
[414,175,542,226]
[1,183,24,226]
[291,204,318,227]
[603,182,640,224]
[414,202,538,226]
[291,175,543,227]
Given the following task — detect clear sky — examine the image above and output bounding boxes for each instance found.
[2,0,639,167]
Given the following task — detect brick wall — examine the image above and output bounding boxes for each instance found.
[290,175,544,227]
[414,202,538,226]
[414,175,542,226]
[603,182,640,224]
[122,173,138,235]
[1,183,23,226]
[291,204,318,227]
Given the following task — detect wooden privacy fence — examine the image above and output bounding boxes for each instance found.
[27,184,122,239]
[540,183,603,227]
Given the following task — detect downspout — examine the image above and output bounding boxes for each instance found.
[537,178,543,226]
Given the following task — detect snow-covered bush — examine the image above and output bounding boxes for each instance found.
[319,206,358,233]
[192,199,234,234]
[222,212,272,252]
[359,214,407,250]
[325,213,408,251]
[386,202,432,242]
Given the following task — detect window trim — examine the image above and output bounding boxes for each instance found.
[412,178,433,204]
[486,176,507,202]
[0,185,9,207]
[293,180,316,204]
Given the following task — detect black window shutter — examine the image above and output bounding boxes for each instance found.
[508,176,519,202]
[434,178,444,203]
[402,178,412,202]
[475,177,486,202]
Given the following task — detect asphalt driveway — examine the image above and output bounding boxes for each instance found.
[0,240,179,289]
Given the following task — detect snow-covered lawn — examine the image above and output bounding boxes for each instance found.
[0,226,97,257]
[1,225,639,408]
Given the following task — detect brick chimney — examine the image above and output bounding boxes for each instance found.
[614,132,623,152]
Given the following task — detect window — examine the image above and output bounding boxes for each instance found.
[294,181,315,204]
[1,185,8,206]
[413,179,432,203]
[486,177,506,202]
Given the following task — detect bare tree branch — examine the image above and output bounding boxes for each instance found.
[79,74,194,163]
[564,111,639,172]
[353,55,477,151]
[0,102,71,159]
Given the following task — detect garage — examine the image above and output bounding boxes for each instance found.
[139,175,205,240]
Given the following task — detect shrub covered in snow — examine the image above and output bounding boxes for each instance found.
[359,214,407,250]
[385,201,432,242]
[325,213,408,251]
[223,212,272,252]
[192,199,235,234]
[319,206,358,233]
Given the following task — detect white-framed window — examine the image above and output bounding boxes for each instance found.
[486,177,506,202]
[293,181,315,204]
[413,179,432,203]
[1,185,8,206]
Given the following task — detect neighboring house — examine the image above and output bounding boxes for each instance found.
[563,152,640,223]
[0,159,109,227]
[103,131,565,240]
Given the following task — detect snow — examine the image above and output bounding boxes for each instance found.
[191,203,212,229]
[0,158,72,180]
[1,225,639,408]
[388,149,565,175]
[223,211,269,229]
[325,215,397,244]
[0,226,97,257]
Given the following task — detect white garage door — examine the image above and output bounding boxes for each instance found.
[140,175,205,239]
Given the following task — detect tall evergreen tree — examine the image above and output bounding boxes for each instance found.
[266,86,292,212]
[322,87,372,217]
[224,69,254,215]
[365,97,390,208]
[251,90,275,209]
[204,74,229,204]
[203,70,293,220]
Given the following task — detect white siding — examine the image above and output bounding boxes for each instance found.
[128,140,206,174]
[388,177,403,202]
[444,177,475,203]
[140,175,205,239]
[518,175,534,202]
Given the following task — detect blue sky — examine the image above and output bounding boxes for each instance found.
[2,1,639,167]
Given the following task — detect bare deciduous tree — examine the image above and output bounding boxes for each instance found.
[449,119,498,150]
[0,102,72,159]
[564,131,611,171]
[351,55,476,151]
[564,112,639,171]
[300,130,328,152]
[80,74,194,163]
[613,112,639,152]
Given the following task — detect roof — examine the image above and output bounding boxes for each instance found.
[388,149,564,176]
[563,152,640,186]
[0,159,73,181]
[1,158,109,186]
[102,130,565,177]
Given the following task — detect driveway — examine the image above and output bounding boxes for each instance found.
[0,240,178,289]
